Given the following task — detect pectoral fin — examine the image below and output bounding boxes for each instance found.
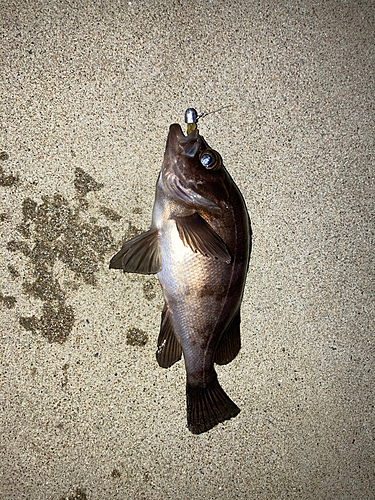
[156,304,182,368]
[109,229,161,274]
[174,213,231,263]
[215,311,241,365]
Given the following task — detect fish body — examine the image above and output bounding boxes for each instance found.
[110,120,251,434]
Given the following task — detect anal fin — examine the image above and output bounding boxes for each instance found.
[109,229,161,274]
[156,304,182,368]
[215,310,241,365]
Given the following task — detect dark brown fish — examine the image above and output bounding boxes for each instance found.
[110,115,251,434]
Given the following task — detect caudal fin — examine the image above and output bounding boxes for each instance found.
[186,372,240,434]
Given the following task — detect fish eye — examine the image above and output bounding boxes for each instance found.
[200,153,212,166]
[199,150,221,171]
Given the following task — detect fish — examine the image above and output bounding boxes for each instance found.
[110,111,251,434]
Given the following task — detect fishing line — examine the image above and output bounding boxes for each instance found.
[185,105,233,134]
[196,105,233,121]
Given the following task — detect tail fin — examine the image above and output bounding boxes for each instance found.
[186,372,240,434]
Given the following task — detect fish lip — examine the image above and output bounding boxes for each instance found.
[166,123,185,148]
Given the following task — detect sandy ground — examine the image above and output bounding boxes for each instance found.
[1,0,374,499]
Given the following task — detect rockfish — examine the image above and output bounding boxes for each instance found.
[110,110,251,434]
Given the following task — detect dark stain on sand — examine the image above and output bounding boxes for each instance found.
[5,168,121,343]
[127,327,148,346]
[0,290,17,309]
[59,488,88,500]
[0,151,19,186]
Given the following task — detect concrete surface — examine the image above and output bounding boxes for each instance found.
[1,0,374,499]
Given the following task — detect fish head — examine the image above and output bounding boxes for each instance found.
[161,124,230,211]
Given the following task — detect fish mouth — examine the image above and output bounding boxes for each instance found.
[162,124,219,210]
[166,123,199,156]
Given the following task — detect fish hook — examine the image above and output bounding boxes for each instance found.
[184,105,232,135]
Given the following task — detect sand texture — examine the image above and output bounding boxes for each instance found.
[1,1,374,499]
